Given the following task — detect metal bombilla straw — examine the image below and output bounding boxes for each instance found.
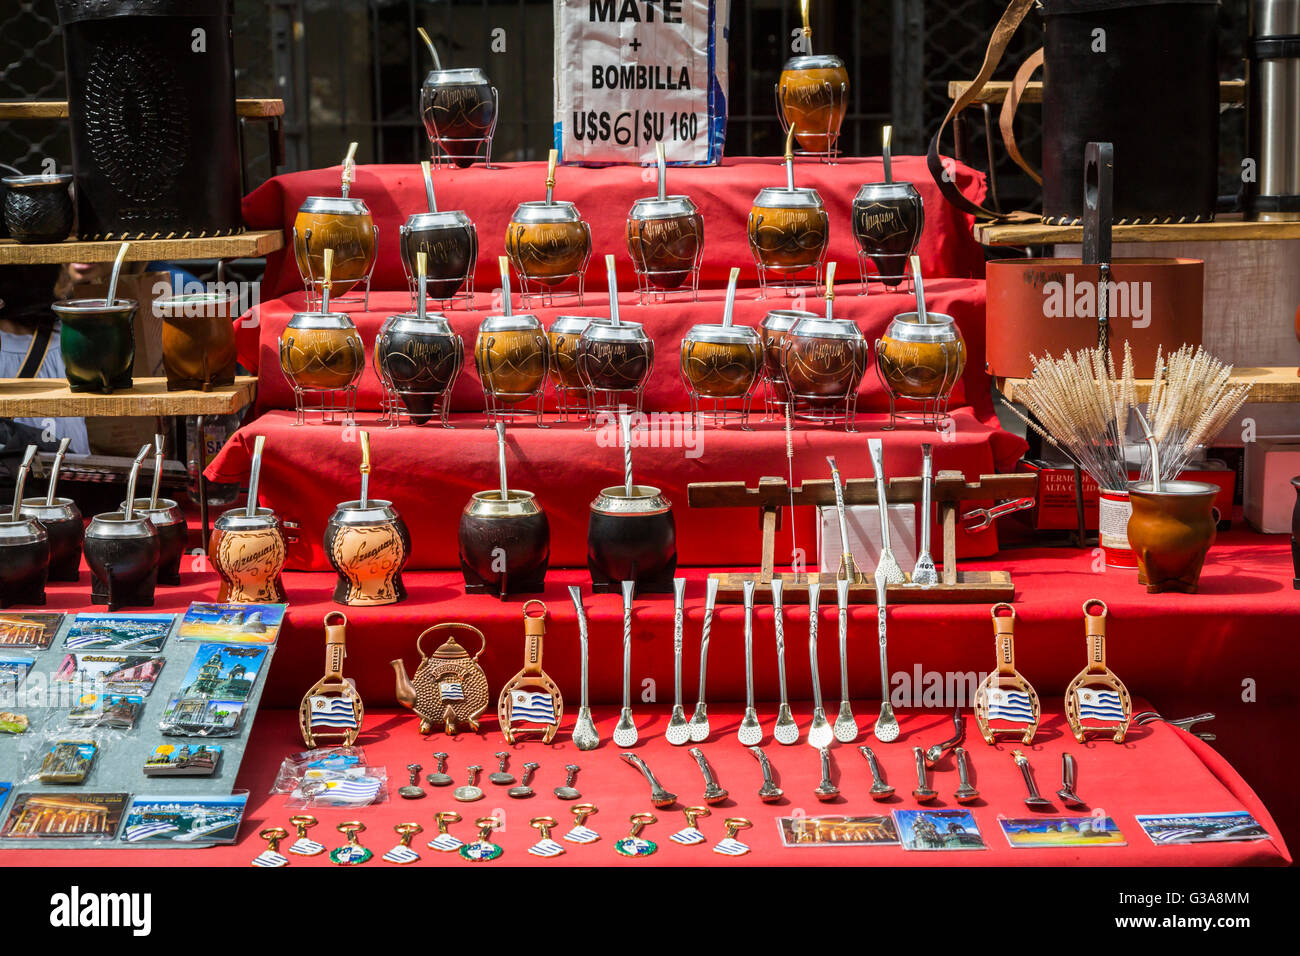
[738,578,762,745]
[416,251,429,321]
[688,576,718,741]
[911,443,938,587]
[868,438,905,585]
[321,248,335,313]
[245,435,267,518]
[495,422,508,502]
[45,437,71,506]
[340,142,358,199]
[124,444,151,522]
[721,266,740,328]
[498,255,512,316]
[149,433,165,510]
[545,149,557,206]
[416,27,443,70]
[614,579,638,747]
[357,430,371,511]
[421,159,437,213]
[824,261,836,319]
[621,409,633,498]
[784,124,797,191]
[568,585,599,751]
[606,254,621,327]
[1135,408,1162,492]
[806,579,833,747]
[826,455,861,582]
[11,446,36,521]
[910,254,928,326]
[656,141,667,202]
[772,577,799,744]
[833,577,859,742]
[882,124,894,185]
[105,242,130,308]
[665,577,690,745]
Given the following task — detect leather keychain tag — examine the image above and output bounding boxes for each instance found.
[299,611,364,747]
[1065,599,1132,743]
[974,603,1041,745]
[498,600,563,743]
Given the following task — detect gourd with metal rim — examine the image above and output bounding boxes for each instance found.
[392,622,490,735]
[498,600,563,743]
[1065,599,1132,743]
[973,603,1041,745]
[299,611,364,747]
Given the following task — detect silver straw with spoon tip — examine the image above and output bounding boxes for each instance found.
[833,578,858,742]
[738,579,762,745]
[665,577,690,744]
[688,576,718,742]
[806,579,833,747]
[568,585,599,750]
[613,579,638,747]
[772,577,798,744]
[911,443,938,586]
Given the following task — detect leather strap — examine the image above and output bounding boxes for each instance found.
[324,611,348,680]
[991,603,1017,676]
[927,0,1040,221]
[1083,599,1107,674]
[999,47,1044,185]
[17,325,53,379]
[522,600,546,677]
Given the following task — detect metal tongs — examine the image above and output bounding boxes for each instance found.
[1134,711,1217,742]
[961,496,1035,532]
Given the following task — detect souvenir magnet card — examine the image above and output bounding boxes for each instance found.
[1135,811,1269,845]
[64,613,174,652]
[893,809,986,851]
[177,602,286,645]
[120,792,248,844]
[998,815,1126,848]
[53,653,165,696]
[0,792,128,839]
[0,612,63,649]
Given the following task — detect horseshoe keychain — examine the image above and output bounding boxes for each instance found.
[1065,599,1132,743]
[329,821,372,866]
[713,818,753,857]
[498,600,563,743]
[288,815,324,856]
[974,603,1041,745]
[614,812,658,858]
[252,827,289,867]
[669,806,710,846]
[459,816,504,862]
[383,823,423,864]
[299,611,364,747]
[528,816,565,857]
[426,811,463,852]
[565,803,601,844]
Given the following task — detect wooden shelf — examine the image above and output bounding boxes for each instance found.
[0,98,284,120]
[973,216,1300,247]
[997,367,1300,405]
[0,376,258,417]
[0,230,283,265]
[947,79,1244,106]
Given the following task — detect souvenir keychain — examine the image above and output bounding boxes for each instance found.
[528,816,565,858]
[713,818,753,857]
[498,600,563,742]
[489,752,515,786]
[398,763,425,799]
[299,611,364,747]
[459,816,503,862]
[554,764,582,800]
[564,803,601,844]
[426,752,453,787]
[1065,599,1132,743]
[288,815,324,856]
[669,806,710,846]
[330,821,373,866]
[974,603,1041,745]
[509,762,539,798]
[252,827,289,867]
[614,813,658,858]
[454,765,484,802]
[382,823,423,864]
[426,811,463,852]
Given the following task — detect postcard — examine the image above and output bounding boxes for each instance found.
[999,815,1126,848]
[172,644,267,702]
[0,612,64,649]
[1135,811,1270,845]
[39,740,98,784]
[64,613,175,652]
[177,603,285,646]
[893,809,986,851]
[120,792,248,845]
[777,814,900,848]
[0,792,128,839]
[53,653,165,696]
[143,743,222,777]
[67,692,143,730]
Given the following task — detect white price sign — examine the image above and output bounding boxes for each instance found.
[553,0,729,165]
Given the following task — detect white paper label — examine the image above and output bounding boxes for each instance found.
[553,0,729,165]
[1097,494,1132,550]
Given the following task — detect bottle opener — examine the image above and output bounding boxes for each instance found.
[453,765,484,802]
[713,818,753,857]
[669,806,710,845]
[426,811,463,852]
[383,822,423,864]
[772,578,798,744]
[689,747,728,804]
[1057,752,1086,809]
[614,580,638,747]
[911,746,937,802]
[489,751,515,786]
[1065,600,1131,743]
[330,821,372,865]
[568,585,600,750]
[565,803,601,844]
[426,752,453,787]
[621,752,676,808]
[954,747,979,805]
[614,812,658,858]
[814,746,839,801]
[528,816,565,857]
[554,763,582,800]
[924,707,965,767]
[1012,749,1053,809]
[398,763,426,799]
[738,579,762,745]
[299,611,363,747]
[459,816,503,862]
[509,761,539,798]
[749,746,784,803]
[858,746,894,801]
[252,827,289,867]
[666,578,690,745]
[499,600,563,742]
[288,814,324,856]
[974,603,1041,745]
[688,577,718,742]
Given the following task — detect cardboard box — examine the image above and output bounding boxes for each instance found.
[1017,460,1236,531]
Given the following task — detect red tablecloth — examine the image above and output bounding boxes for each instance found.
[2,706,1288,867]
[241,156,988,302]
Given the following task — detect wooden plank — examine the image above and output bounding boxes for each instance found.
[973,217,1300,247]
[687,473,1038,509]
[707,570,1014,605]
[0,98,284,120]
[947,79,1244,106]
[0,376,257,417]
[997,367,1300,405]
[0,230,283,265]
